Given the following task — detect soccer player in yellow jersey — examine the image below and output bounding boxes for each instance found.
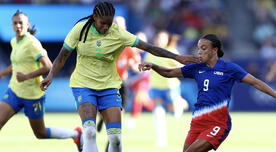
[40,2,198,152]
[145,31,189,146]
[0,10,82,151]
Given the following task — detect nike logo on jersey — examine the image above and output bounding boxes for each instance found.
[214,71,224,75]
[198,70,205,74]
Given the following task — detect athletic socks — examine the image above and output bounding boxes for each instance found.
[46,127,78,139]
[106,122,122,152]
[82,118,98,152]
[153,104,167,147]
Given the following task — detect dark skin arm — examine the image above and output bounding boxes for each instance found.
[242,73,276,98]
[17,56,52,82]
[40,47,72,91]
[136,40,199,65]
[138,62,183,78]
[0,65,12,78]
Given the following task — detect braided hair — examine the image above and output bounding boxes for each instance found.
[201,34,224,58]
[13,10,37,35]
[76,1,115,43]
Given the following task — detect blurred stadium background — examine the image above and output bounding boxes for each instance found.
[0,0,275,151]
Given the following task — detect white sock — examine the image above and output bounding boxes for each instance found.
[170,87,189,118]
[173,96,189,118]
[108,134,122,152]
[47,127,78,138]
[153,105,167,146]
[82,120,98,152]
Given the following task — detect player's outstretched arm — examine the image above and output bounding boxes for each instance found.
[17,56,52,82]
[138,62,183,78]
[40,47,72,91]
[242,73,276,98]
[136,40,199,65]
[0,65,12,78]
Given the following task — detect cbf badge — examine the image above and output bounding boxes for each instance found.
[96,40,102,47]
[78,96,82,102]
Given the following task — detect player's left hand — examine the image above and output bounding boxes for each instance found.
[16,72,29,82]
[176,55,200,65]
[138,62,153,72]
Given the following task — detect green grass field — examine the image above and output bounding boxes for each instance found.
[0,112,275,152]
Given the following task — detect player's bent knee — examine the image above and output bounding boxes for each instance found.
[108,134,121,145]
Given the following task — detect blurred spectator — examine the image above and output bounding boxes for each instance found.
[245,61,261,78]
[252,0,276,82]
[259,36,276,60]
[265,61,276,82]
[253,0,276,46]
[0,0,124,4]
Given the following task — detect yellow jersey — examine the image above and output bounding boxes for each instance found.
[64,21,138,90]
[9,32,47,99]
[145,47,181,89]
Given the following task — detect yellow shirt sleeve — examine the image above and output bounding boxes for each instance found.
[64,22,85,51]
[30,38,47,61]
[118,26,139,47]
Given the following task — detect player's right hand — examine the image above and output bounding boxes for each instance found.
[40,76,52,91]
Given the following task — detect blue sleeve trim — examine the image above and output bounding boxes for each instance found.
[63,43,75,52]
[132,37,139,47]
[35,53,46,61]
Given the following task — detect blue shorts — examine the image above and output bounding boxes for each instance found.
[71,88,122,110]
[1,88,45,119]
[149,88,173,104]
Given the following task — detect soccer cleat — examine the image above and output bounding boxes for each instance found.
[73,127,83,152]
